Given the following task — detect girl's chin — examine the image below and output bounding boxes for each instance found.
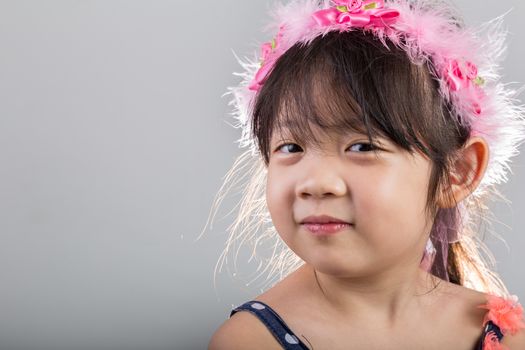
[305,257,370,277]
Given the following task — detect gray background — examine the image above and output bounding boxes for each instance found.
[0,1,523,349]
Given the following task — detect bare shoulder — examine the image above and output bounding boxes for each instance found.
[208,310,282,350]
[437,279,488,302]
[430,281,489,330]
[434,280,489,312]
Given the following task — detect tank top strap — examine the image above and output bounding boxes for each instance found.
[230,300,311,350]
[476,320,503,350]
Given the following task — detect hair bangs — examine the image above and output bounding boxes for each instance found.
[252,30,459,167]
[273,58,378,150]
[253,38,396,163]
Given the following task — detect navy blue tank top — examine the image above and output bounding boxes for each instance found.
[230,300,503,349]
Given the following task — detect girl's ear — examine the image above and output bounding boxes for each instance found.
[437,136,490,208]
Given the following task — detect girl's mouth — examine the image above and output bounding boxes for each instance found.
[302,223,353,236]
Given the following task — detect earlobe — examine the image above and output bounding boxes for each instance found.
[437,136,489,208]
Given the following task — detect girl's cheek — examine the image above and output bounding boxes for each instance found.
[266,172,282,202]
[266,175,292,225]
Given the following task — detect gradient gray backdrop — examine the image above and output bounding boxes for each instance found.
[0,1,523,349]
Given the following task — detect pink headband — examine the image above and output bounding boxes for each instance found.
[226,0,525,198]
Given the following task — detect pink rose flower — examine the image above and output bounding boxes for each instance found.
[333,0,362,12]
[465,61,478,80]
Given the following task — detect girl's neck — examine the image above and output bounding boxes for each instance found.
[303,263,443,327]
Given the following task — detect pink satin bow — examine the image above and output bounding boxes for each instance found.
[311,0,399,28]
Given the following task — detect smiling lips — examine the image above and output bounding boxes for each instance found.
[300,215,353,236]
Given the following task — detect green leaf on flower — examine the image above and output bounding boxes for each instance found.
[473,76,485,86]
[336,5,348,12]
[364,2,377,10]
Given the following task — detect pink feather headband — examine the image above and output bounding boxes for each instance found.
[227,0,525,197]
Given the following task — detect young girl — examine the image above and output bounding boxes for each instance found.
[207,0,525,348]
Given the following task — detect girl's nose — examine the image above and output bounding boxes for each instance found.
[295,160,347,199]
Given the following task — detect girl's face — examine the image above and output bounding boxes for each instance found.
[266,123,435,278]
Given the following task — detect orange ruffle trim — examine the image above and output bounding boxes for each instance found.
[477,294,525,350]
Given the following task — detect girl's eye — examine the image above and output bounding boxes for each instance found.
[276,142,379,153]
[275,143,303,154]
[347,142,379,152]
